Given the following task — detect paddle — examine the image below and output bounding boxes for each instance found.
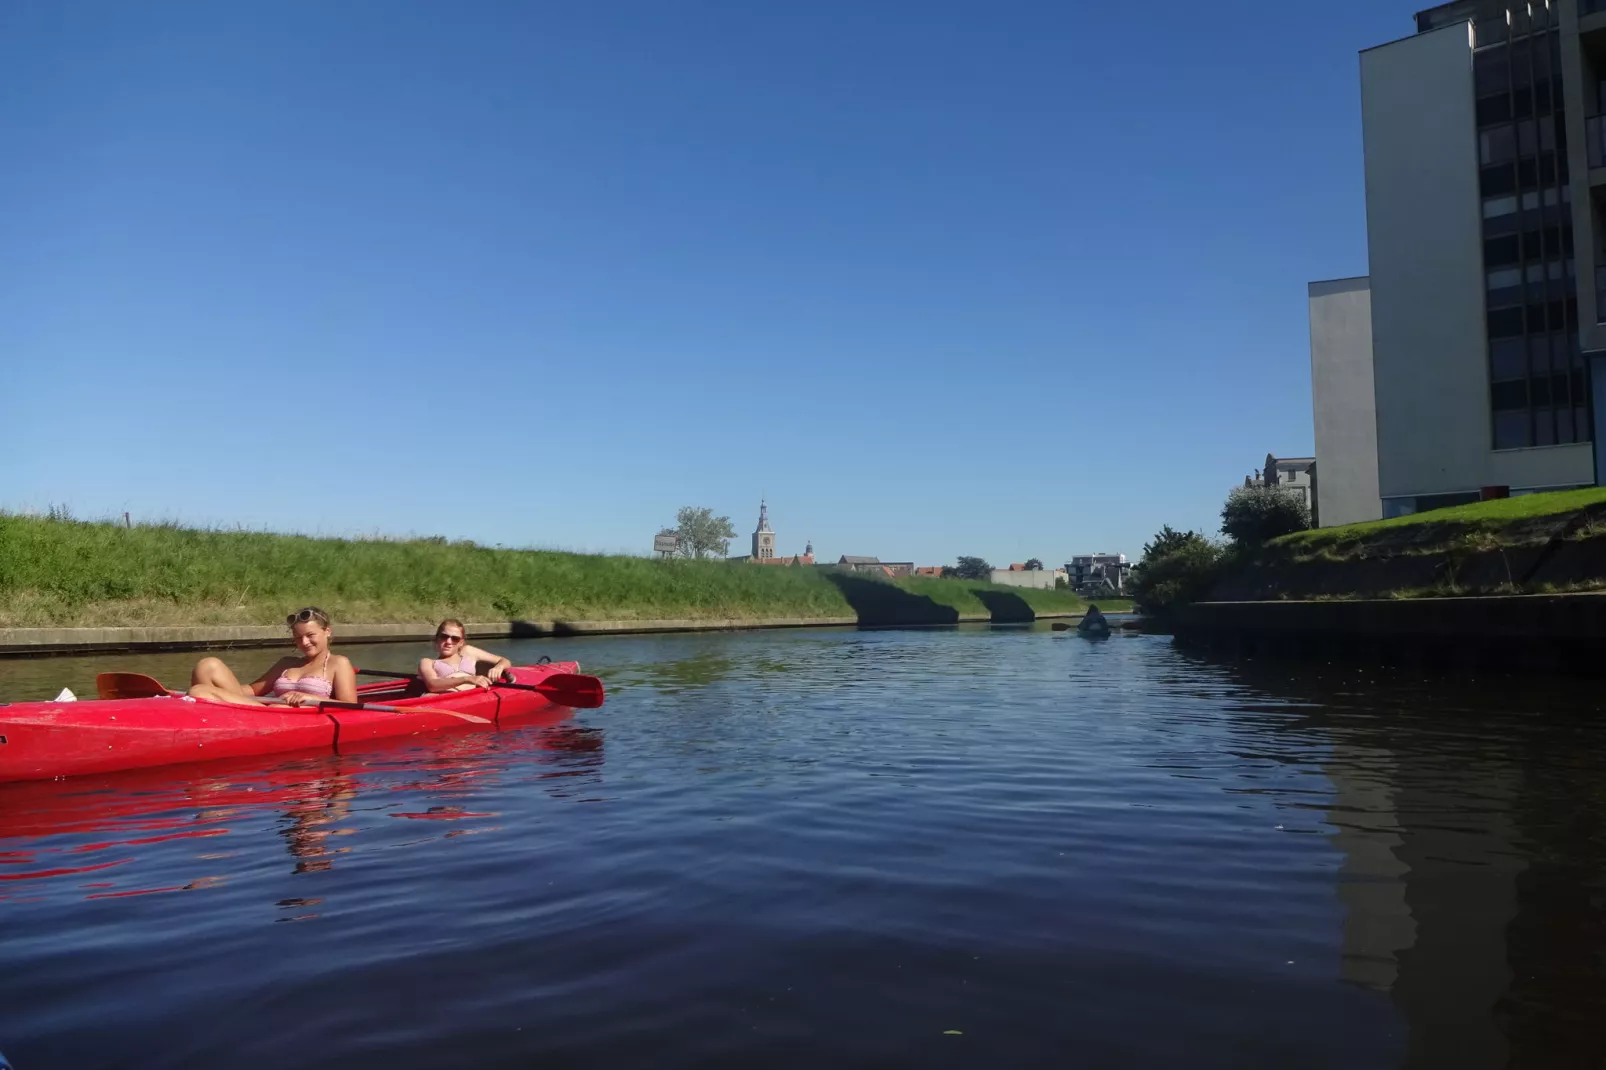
[356,668,605,708]
[96,672,177,699]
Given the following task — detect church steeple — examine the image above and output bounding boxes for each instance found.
[752,500,775,560]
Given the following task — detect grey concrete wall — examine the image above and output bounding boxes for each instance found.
[1308,277,1382,526]
[1363,24,1492,501]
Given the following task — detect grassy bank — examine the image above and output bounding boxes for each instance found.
[0,515,1097,628]
[1206,488,1606,602]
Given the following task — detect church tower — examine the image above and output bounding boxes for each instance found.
[752,500,775,560]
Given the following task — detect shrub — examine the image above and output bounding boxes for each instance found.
[1129,529,1227,616]
[1221,485,1310,546]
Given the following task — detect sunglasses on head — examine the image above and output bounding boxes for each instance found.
[287,607,329,627]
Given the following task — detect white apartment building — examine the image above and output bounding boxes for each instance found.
[1311,0,1605,523]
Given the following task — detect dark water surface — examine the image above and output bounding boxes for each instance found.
[2,625,1604,1069]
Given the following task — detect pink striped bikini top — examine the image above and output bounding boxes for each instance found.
[273,655,334,697]
[432,653,476,678]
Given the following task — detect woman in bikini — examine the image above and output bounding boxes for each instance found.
[419,619,513,693]
[188,606,358,707]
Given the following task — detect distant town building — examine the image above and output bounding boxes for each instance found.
[752,500,775,561]
[733,502,815,565]
[1245,453,1317,523]
[987,565,1067,590]
[837,556,914,577]
[911,566,944,577]
[1066,553,1129,593]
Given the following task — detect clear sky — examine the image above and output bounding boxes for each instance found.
[3,1,1413,567]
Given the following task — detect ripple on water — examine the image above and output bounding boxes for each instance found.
[3,627,1606,1067]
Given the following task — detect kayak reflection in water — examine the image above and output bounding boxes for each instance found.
[419,619,513,693]
[1077,604,1112,637]
[187,606,359,707]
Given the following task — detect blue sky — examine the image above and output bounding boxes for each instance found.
[2,1,1411,566]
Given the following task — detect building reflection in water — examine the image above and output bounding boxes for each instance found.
[1214,656,1605,1069]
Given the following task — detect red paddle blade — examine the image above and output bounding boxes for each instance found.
[96,672,173,700]
[532,673,605,708]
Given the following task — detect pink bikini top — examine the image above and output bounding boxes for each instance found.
[432,653,476,678]
[273,654,334,697]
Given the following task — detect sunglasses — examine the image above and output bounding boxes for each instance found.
[435,633,465,643]
[287,607,330,627]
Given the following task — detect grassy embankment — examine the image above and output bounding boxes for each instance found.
[1211,487,1606,601]
[0,514,1109,628]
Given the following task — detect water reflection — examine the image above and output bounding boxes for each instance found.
[1203,657,1606,1069]
[0,713,603,901]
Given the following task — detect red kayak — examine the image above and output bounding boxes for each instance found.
[0,662,599,784]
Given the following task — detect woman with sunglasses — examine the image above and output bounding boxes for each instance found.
[419,619,513,693]
[188,606,358,707]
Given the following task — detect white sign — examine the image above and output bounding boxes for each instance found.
[653,533,679,555]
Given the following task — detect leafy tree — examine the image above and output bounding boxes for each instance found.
[1024,557,1043,571]
[942,555,993,580]
[672,506,737,559]
[1054,575,1068,590]
[1128,538,1225,616]
[1220,485,1311,546]
[1142,524,1204,562]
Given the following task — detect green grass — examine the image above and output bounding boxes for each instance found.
[1276,487,1606,552]
[0,514,1092,628]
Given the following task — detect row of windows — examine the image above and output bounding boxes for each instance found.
[1483,226,1574,269]
[1487,299,1578,339]
[1480,154,1570,198]
[1473,33,1560,96]
[1478,116,1558,165]
[1481,186,1569,220]
[1491,371,1589,411]
[1494,406,1593,450]
[1490,334,1583,380]
[1477,83,1556,125]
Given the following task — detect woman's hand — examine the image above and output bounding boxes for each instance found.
[283,691,307,707]
[472,674,493,689]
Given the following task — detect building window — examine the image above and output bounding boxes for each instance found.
[1480,125,1516,166]
[1494,410,1531,450]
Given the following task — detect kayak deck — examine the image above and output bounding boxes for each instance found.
[0,662,584,784]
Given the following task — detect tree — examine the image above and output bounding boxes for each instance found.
[942,555,993,580]
[1024,557,1043,571]
[1220,485,1311,546]
[1142,524,1204,562]
[672,506,737,559]
[1127,538,1225,616]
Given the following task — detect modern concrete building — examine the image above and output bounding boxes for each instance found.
[1065,553,1129,593]
[987,565,1067,590]
[1308,278,1383,526]
[1315,0,1606,521]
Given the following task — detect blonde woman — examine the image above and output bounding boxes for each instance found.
[419,619,513,692]
[189,607,358,707]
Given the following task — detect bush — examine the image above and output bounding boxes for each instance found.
[1129,529,1227,617]
[1221,485,1310,546]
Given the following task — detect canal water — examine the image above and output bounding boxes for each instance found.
[1,624,1603,1069]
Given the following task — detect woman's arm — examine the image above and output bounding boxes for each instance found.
[330,656,358,704]
[464,645,512,682]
